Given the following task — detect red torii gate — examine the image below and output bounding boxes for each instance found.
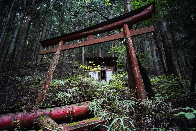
[36,2,155,106]
[0,3,156,131]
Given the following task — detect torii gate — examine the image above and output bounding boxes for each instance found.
[0,3,156,131]
[35,2,155,107]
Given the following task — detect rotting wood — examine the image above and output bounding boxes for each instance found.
[36,115,104,131]
[62,117,105,130]
[36,114,62,131]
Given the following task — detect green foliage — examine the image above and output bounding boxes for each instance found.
[120,28,123,32]
[131,0,144,10]
[131,0,155,10]
[50,79,68,87]
[106,117,135,130]
[151,74,187,101]
[55,91,72,103]
[14,75,43,88]
[136,52,152,69]
[105,0,111,6]
[109,45,126,64]
[2,0,196,130]
[89,98,136,130]
[80,61,101,72]
[174,107,196,119]
[130,0,172,26]
[110,72,128,90]
[66,117,100,126]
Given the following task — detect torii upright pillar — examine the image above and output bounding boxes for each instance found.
[123,24,146,100]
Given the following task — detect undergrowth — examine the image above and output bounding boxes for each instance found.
[44,73,195,130]
[1,71,196,130]
[86,74,196,130]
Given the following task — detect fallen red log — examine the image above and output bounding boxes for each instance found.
[0,102,90,130]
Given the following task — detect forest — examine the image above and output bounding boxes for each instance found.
[0,0,196,130]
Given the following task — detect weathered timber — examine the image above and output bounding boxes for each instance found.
[124,24,146,100]
[62,117,105,130]
[40,26,154,55]
[36,115,105,131]
[34,41,63,108]
[0,102,90,130]
[36,114,62,131]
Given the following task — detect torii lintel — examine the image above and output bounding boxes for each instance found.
[39,2,155,48]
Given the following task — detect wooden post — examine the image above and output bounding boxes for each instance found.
[34,41,64,108]
[123,24,146,100]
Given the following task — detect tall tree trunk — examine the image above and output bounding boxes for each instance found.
[154,24,167,75]
[189,12,196,92]
[160,21,178,76]
[33,31,41,61]
[0,0,5,13]
[178,50,190,79]
[190,42,196,92]
[124,0,131,13]
[14,15,31,73]
[0,0,16,45]
[63,41,69,77]
[37,18,47,65]
[4,13,23,70]
[0,34,11,71]
[0,7,17,57]
[63,25,70,77]
[81,23,85,64]
[151,36,159,75]
[171,32,189,88]
[82,46,85,64]
[160,21,186,89]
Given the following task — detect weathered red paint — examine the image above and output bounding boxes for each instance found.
[34,41,64,108]
[40,4,155,47]
[0,102,90,130]
[40,26,154,55]
[123,24,146,100]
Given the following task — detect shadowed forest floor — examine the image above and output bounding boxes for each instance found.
[0,63,196,131]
